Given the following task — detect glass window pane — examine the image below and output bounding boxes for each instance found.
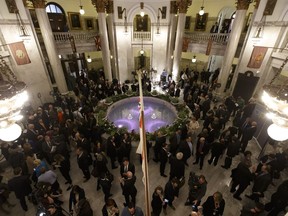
[46,5,51,13]
[50,5,56,13]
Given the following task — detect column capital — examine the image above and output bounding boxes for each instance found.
[91,0,108,13]
[176,0,192,13]
[254,0,260,9]
[236,0,251,10]
[29,0,46,8]
[106,0,114,14]
[170,1,178,14]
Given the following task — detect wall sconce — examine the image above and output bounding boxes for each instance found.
[192,55,197,63]
[199,0,205,16]
[87,55,92,63]
[156,8,166,34]
[253,15,266,39]
[140,2,145,17]
[118,7,128,32]
[79,0,85,15]
[15,9,29,37]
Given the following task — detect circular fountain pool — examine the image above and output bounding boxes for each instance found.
[106,97,178,133]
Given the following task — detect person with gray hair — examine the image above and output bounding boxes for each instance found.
[120,171,137,207]
[169,152,185,180]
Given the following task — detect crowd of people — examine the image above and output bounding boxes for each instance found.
[0,69,287,216]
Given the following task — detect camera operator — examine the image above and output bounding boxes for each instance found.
[185,173,207,210]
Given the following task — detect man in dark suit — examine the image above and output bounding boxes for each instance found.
[76,147,91,182]
[120,158,135,178]
[75,132,91,154]
[163,178,179,214]
[120,171,137,206]
[8,167,32,211]
[240,121,257,152]
[159,143,169,177]
[178,136,193,166]
[245,164,271,202]
[169,129,181,156]
[193,137,210,170]
[153,132,166,163]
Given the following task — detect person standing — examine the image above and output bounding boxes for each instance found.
[69,185,85,214]
[153,132,166,163]
[185,173,207,208]
[207,138,226,166]
[221,136,241,169]
[76,147,91,182]
[245,165,271,202]
[163,178,179,214]
[8,167,32,211]
[102,198,119,216]
[120,158,135,178]
[151,186,164,216]
[159,143,169,177]
[178,136,193,166]
[202,191,225,216]
[169,152,185,181]
[120,171,137,206]
[99,172,113,201]
[193,137,210,170]
[121,202,143,216]
[53,154,73,191]
[107,136,118,169]
[230,155,254,200]
[240,121,257,152]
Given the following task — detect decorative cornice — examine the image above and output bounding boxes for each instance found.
[29,0,46,9]
[236,0,251,10]
[176,0,192,14]
[106,0,113,14]
[170,1,178,14]
[91,0,108,13]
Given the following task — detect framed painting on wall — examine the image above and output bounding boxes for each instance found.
[195,13,208,31]
[85,18,94,30]
[136,15,148,31]
[185,16,191,30]
[68,12,82,30]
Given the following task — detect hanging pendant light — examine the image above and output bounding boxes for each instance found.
[199,0,205,16]
[79,0,85,15]
[192,55,197,63]
[87,55,92,63]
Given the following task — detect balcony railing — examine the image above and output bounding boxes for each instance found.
[184,32,230,44]
[133,31,151,41]
[53,32,98,43]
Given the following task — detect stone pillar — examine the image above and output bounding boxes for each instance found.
[172,0,192,80]
[92,0,112,81]
[230,0,260,93]
[29,0,68,93]
[106,0,119,79]
[217,0,250,93]
[166,1,178,74]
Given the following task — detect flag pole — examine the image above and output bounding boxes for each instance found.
[137,69,151,216]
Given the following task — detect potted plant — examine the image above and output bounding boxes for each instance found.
[125,89,133,96]
[170,97,179,105]
[178,110,188,120]
[104,97,113,105]
[151,90,158,96]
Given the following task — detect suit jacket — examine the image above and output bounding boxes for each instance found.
[178,140,192,161]
[232,162,253,186]
[164,181,179,202]
[121,176,137,196]
[8,175,32,199]
[159,147,169,164]
[202,195,225,216]
[241,126,257,142]
[252,172,271,193]
[169,157,185,179]
[120,162,135,177]
[77,152,90,170]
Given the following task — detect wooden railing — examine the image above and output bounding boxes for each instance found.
[184,32,230,44]
[53,32,98,43]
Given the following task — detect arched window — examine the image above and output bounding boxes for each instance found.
[45,2,67,32]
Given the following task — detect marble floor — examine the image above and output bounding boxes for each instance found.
[1,135,287,216]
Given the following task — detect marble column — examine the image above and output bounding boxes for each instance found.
[29,0,68,93]
[230,0,260,93]
[172,0,192,80]
[166,1,178,74]
[92,0,112,81]
[217,0,250,93]
[106,0,119,79]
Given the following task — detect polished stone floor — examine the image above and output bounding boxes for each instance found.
[1,135,287,216]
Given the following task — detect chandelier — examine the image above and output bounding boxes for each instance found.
[262,55,288,141]
[0,55,28,142]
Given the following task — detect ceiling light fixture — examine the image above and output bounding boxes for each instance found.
[87,55,92,63]
[79,0,85,15]
[192,55,197,63]
[262,56,288,141]
[199,0,205,16]
[140,2,145,17]
[0,55,28,142]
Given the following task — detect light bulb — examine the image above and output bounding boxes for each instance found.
[140,49,144,55]
[140,11,145,17]
[0,123,22,142]
[199,7,205,16]
[79,6,85,15]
